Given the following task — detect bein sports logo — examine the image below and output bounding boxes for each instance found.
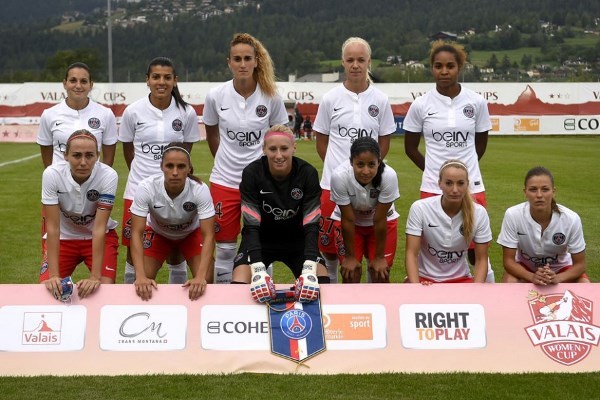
[525,289,600,366]
[22,312,61,345]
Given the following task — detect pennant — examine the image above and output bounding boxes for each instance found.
[268,289,326,363]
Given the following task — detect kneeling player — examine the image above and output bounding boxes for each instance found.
[231,125,329,303]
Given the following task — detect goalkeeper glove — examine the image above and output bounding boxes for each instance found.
[294,260,320,303]
[250,262,276,303]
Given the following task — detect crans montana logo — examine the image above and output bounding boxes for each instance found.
[525,289,600,366]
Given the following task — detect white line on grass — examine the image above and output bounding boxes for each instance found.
[0,153,39,168]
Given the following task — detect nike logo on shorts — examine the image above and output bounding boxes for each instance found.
[259,189,272,194]
[105,266,116,271]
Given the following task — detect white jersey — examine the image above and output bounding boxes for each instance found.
[119,96,200,199]
[403,86,491,194]
[497,202,586,272]
[37,99,118,165]
[203,80,288,188]
[313,84,396,190]
[330,162,400,226]
[130,174,215,240]
[41,162,118,240]
[406,196,492,281]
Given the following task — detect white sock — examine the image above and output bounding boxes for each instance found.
[486,258,495,283]
[168,261,188,284]
[214,242,237,284]
[124,262,136,284]
[325,258,339,283]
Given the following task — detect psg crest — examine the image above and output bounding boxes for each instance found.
[268,289,326,363]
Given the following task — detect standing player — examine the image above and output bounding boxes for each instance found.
[403,41,495,282]
[232,125,328,303]
[129,143,215,301]
[203,33,287,284]
[37,62,117,260]
[37,62,117,168]
[41,130,118,300]
[497,167,588,284]
[405,160,491,283]
[314,37,396,283]
[330,137,399,283]
[120,57,200,285]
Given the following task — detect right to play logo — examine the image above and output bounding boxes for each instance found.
[525,289,600,366]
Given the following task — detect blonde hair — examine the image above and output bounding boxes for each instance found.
[230,33,278,97]
[439,160,474,243]
[341,37,372,84]
[430,41,467,70]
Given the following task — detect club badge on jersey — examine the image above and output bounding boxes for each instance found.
[268,288,326,364]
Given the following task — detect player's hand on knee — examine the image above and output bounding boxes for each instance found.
[294,260,320,303]
[250,262,276,303]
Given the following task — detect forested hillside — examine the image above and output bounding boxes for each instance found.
[1,0,598,82]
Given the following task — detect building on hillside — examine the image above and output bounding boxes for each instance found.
[430,31,457,41]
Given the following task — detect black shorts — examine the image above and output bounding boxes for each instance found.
[233,243,305,278]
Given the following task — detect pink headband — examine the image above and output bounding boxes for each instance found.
[264,131,294,141]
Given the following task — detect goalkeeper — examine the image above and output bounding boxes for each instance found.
[231,125,329,303]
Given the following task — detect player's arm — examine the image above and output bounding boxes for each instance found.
[404,234,421,283]
[555,251,586,283]
[43,204,62,295]
[472,241,489,283]
[122,142,134,170]
[315,131,329,162]
[404,132,425,171]
[378,134,391,159]
[101,143,116,166]
[205,125,220,158]
[77,208,110,298]
[370,201,392,281]
[501,246,535,283]
[475,131,489,160]
[130,214,156,300]
[339,204,361,281]
[40,145,53,168]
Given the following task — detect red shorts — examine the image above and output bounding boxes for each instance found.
[121,198,134,246]
[318,189,342,254]
[143,226,203,262]
[335,219,398,267]
[415,275,474,284]
[420,191,487,250]
[519,262,590,281]
[210,183,241,242]
[40,229,119,282]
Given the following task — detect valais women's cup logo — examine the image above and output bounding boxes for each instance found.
[525,289,600,366]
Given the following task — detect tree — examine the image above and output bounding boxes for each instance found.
[521,54,532,69]
[45,49,101,81]
[486,53,499,70]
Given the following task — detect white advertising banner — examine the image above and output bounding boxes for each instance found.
[1,82,599,139]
